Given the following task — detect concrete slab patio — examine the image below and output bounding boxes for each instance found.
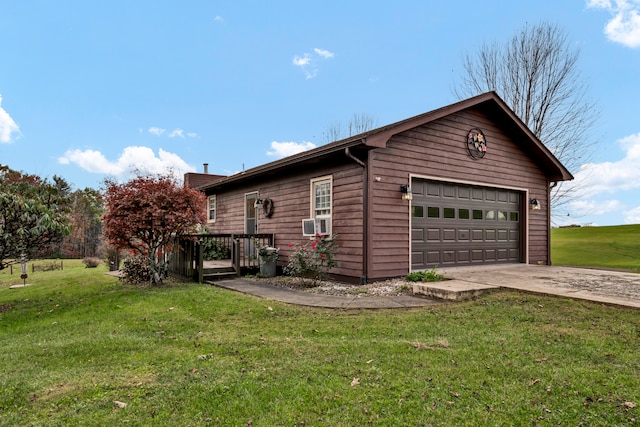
[426,264,640,309]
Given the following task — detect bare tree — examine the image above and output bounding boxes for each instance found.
[323,113,379,143]
[454,22,598,217]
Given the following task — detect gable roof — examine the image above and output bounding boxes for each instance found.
[200,91,573,192]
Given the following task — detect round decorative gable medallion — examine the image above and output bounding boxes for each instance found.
[466,127,487,159]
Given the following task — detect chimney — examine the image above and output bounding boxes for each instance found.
[203,163,209,174]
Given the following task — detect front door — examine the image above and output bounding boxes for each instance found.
[245,192,259,234]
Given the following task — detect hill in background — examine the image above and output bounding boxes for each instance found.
[551,224,640,273]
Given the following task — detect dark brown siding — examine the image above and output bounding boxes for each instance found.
[207,163,364,278]
[366,108,549,280]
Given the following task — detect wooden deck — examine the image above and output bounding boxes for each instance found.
[168,234,273,282]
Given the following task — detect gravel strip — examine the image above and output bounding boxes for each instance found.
[251,276,415,297]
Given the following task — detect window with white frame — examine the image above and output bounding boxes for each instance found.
[208,195,216,222]
[310,176,332,235]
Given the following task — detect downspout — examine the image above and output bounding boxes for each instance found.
[548,181,558,265]
[345,146,368,284]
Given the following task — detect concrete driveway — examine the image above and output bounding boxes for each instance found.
[428,264,640,309]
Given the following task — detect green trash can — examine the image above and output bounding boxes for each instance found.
[259,247,278,278]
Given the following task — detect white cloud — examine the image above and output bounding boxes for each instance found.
[148,127,166,136]
[267,141,316,158]
[149,126,197,139]
[293,53,312,67]
[214,15,224,23]
[168,128,184,138]
[624,205,640,223]
[587,0,640,47]
[570,132,640,197]
[570,198,623,215]
[58,146,195,181]
[314,48,334,59]
[0,94,21,143]
[293,48,334,79]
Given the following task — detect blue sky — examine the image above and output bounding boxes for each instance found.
[1,0,639,226]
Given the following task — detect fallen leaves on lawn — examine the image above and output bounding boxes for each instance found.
[351,378,360,387]
[113,400,127,408]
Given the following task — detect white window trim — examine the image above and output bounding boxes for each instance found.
[207,195,216,223]
[244,191,259,234]
[310,175,332,236]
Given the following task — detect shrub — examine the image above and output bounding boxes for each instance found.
[119,256,153,285]
[100,242,122,271]
[202,238,231,260]
[284,234,337,282]
[405,267,444,282]
[256,239,279,263]
[82,257,101,268]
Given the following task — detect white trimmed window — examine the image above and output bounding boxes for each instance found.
[208,195,216,222]
[310,176,332,235]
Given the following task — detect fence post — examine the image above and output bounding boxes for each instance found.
[234,238,241,277]
[197,240,204,283]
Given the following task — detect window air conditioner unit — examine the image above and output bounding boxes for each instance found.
[302,219,316,237]
[301,217,332,237]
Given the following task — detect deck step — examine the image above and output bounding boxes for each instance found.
[203,267,235,275]
[203,271,238,281]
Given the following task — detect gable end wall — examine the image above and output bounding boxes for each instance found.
[367,108,550,280]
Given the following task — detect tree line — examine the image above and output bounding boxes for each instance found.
[0,165,103,269]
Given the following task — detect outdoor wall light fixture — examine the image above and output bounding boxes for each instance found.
[400,185,413,201]
[530,198,541,210]
[254,198,263,208]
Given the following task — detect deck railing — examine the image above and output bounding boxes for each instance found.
[168,233,274,282]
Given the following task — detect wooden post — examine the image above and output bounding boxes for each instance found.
[197,240,204,283]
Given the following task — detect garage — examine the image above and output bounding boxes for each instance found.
[411,179,522,269]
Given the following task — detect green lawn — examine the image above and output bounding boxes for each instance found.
[1,261,638,426]
[552,224,640,272]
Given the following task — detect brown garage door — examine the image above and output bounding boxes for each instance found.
[411,179,521,269]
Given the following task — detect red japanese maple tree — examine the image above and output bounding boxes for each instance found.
[102,174,206,283]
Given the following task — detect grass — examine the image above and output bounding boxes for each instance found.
[552,224,640,273]
[1,261,639,426]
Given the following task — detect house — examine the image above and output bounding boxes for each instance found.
[185,92,573,283]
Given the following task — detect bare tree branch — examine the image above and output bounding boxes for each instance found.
[454,22,599,219]
[323,113,379,143]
